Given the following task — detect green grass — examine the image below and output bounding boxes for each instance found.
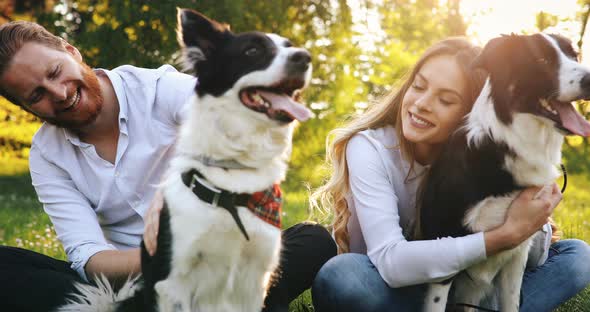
[553,174,590,242]
[551,175,590,312]
[1,170,589,311]
[0,173,65,259]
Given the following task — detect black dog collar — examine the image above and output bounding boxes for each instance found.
[560,163,567,194]
[181,169,251,240]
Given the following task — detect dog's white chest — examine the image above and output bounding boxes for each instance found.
[158,182,282,312]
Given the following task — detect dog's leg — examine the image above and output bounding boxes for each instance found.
[155,279,191,312]
[498,240,531,312]
[423,278,454,312]
[154,280,175,312]
[450,195,517,311]
[453,247,523,312]
[451,271,494,312]
[231,220,281,312]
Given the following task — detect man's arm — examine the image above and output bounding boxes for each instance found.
[29,144,133,282]
[85,248,141,284]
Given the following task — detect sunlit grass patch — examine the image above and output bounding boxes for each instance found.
[0,174,66,259]
[554,174,590,242]
[289,289,314,312]
[0,173,589,311]
[555,287,590,312]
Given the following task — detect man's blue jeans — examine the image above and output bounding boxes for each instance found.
[312,239,590,312]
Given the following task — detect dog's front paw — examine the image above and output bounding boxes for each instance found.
[155,280,188,312]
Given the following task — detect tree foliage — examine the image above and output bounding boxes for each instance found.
[1,0,466,189]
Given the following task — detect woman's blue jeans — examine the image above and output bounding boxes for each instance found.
[312,239,590,312]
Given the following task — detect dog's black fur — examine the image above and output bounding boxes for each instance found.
[111,205,171,312]
[419,134,517,240]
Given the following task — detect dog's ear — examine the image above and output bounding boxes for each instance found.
[176,8,232,68]
[471,36,513,72]
[473,35,520,124]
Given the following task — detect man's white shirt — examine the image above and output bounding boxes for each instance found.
[29,65,196,281]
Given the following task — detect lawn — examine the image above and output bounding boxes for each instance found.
[0,171,589,311]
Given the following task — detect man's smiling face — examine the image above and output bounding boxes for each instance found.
[0,42,103,129]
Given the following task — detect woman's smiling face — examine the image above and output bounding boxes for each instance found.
[401,54,470,150]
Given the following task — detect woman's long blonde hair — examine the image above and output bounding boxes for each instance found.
[311,37,486,253]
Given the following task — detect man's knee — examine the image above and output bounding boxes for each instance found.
[283,222,337,264]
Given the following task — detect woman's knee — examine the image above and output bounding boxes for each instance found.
[556,239,590,290]
[312,253,394,312]
[313,253,362,295]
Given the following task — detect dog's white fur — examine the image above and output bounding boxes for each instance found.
[424,33,590,312]
[59,34,310,312]
[59,276,140,312]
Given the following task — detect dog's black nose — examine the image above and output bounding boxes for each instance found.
[289,50,311,72]
[581,74,590,90]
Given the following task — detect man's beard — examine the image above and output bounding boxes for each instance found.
[44,61,104,130]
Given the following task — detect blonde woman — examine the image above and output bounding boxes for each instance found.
[311,37,590,311]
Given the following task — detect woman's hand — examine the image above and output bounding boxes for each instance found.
[504,183,561,245]
[143,190,164,256]
[485,183,561,255]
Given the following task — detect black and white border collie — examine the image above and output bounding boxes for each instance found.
[419,33,590,312]
[59,9,312,312]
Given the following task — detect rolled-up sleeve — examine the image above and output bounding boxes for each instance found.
[29,145,116,281]
[346,134,487,288]
[527,223,552,267]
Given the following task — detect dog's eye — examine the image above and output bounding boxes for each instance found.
[245,47,259,56]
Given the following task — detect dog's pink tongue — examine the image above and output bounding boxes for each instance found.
[257,90,312,122]
[554,101,590,136]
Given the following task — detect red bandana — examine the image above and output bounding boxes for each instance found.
[246,184,282,228]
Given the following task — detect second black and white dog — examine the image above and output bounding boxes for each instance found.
[59,9,312,312]
[419,33,590,311]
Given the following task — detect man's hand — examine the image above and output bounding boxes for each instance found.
[144,190,164,256]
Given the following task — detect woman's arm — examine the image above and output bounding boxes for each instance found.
[346,134,486,287]
[346,134,561,288]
